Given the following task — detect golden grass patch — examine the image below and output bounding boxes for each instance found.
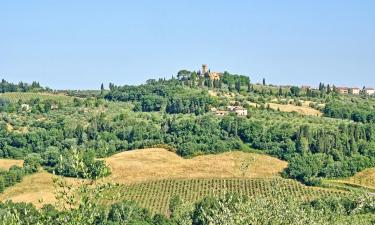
[334,168,375,190]
[0,158,23,170]
[104,148,287,184]
[0,171,80,207]
[267,103,322,116]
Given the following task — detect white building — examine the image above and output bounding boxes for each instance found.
[227,106,248,116]
[351,88,360,95]
[235,109,248,116]
[21,104,30,111]
[365,88,375,95]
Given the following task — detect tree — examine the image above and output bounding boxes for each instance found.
[177,70,191,81]
[0,176,5,193]
[109,82,115,91]
[262,78,266,86]
[247,83,252,92]
[75,124,85,145]
[290,86,301,97]
[296,137,309,155]
[278,87,283,96]
[235,81,241,92]
[23,153,42,174]
[100,83,105,94]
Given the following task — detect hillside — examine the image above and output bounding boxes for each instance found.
[0,148,287,206]
[104,148,287,184]
[0,171,79,207]
[0,78,374,223]
[0,148,347,216]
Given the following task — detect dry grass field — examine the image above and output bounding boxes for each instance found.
[104,148,288,184]
[0,148,287,207]
[0,171,57,207]
[0,158,23,170]
[266,103,322,116]
[0,171,79,207]
[327,168,375,191]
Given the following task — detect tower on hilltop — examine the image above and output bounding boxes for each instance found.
[202,64,208,74]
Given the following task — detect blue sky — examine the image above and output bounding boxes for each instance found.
[1,1,374,89]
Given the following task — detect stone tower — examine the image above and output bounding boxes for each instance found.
[202,64,208,74]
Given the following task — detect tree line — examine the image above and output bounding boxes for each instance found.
[0,79,45,93]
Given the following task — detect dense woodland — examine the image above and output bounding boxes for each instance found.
[0,74,375,223]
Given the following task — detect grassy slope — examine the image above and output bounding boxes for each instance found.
[0,158,23,170]
[0,148,345,214]
[266,102,322,116]
[104,148,287,184]
[0,171,79,207]
[323,168,375,192]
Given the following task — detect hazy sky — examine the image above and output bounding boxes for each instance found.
[1,1,374,89]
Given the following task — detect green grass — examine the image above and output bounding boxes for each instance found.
[103,177,345,215]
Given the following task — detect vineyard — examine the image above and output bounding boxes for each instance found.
[105,177,345,215]
[0,92,74,103]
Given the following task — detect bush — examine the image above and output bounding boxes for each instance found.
[23,153,42,173]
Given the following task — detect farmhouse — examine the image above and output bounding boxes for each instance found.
[336,87,349,94]
[227,106,248,116]
[365,88,375,95]
[351,88,360,95]
[216,110,229,116]
[211,108,229,116]
[211,106,248,117]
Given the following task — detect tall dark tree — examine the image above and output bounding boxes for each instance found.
[235,81,241,92]
[101,83,105,94]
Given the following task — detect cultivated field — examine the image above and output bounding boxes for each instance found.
[0,92,73,103]
[0,158,23,170]
[105,178,344,215]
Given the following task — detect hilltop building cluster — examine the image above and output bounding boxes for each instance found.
[299,85,374,96]
[199,64,223,80]
[335,87,375,95]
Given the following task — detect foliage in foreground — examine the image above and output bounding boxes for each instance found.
[0,190,373,225]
